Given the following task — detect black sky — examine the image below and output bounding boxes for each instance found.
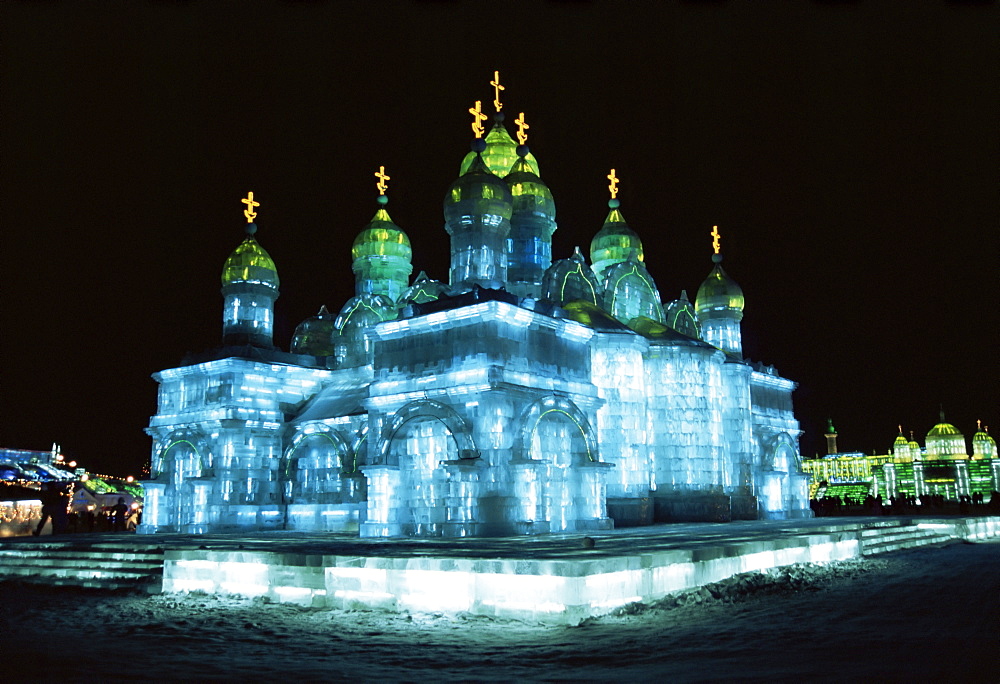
[2,1,997,476]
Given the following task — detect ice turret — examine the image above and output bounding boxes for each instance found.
[352,194,412,302]
[590,198,644,282]
[892,427,913,462]
[695,229,744,357]
[505,144,556,298]
[444,138,513,289]
[542,246,602,306]
[972,422,997,460]
[663,290,701,339]
[221,217,279,348]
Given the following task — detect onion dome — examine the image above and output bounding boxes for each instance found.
[663,290,701,339]
[590,199,644,281]
[600,252,665,325]
[352,194,412,302]
[398,271,449,306]
[541,247,602,306]
[695,253,745,321]
[505,148,555,220]
[352,200,412,263]
[444,145,513,223]
[221,223,279,291]
[290,305,337,357]
[972,424,997,460]
[459,116,540,178]
[924,412,967,460]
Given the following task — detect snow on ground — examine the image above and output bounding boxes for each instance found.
[3,540,997,683]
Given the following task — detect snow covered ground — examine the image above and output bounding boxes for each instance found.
[3,539,997,682]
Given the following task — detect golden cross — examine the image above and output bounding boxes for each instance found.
[469,100,487,138]
[514,112,529,145]
[607,169,619,199]
[491,70,505,112]
[241,191,259,223]
[711,225,721,254]
[375,166,390,196]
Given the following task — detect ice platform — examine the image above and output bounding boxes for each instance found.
[2,516,998,625]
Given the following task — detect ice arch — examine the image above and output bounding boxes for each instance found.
[153,430,209,481]
[282,425,350,504]
[515,395,599,465]
[377,400,479,467]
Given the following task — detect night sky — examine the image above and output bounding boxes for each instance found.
[2,1,997,477]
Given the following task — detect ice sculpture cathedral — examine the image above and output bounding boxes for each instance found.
[141,85,811,537]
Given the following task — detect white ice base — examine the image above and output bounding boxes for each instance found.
[160,517,1000,626]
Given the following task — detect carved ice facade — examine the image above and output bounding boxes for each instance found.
[141,114,811,537]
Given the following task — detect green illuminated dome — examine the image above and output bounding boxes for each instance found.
[695,256,744,320]
[335,294,397,333]
[221,229,279,291]
[291,305,336,357]
[459,120,539,178]
[590,202,644,279]
[444,153,513,222]
[542,247,602,306]
[972,427,997,459]
[506,155,555,219]
[664,290,701,339]
[924,414,966,460]
[893,432,909,448]
[352,206,412,261]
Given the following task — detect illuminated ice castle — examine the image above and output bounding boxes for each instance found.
[141,80,810,537]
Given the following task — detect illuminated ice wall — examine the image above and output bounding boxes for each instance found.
[141,93,811,537]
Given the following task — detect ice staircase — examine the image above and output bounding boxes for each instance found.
[857,520,969,556]
[0,539,165,592]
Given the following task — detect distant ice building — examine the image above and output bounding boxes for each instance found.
[801,416,999,502]
[141,87,811,537]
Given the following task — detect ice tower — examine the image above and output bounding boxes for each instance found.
[142,75,812,537]
[221,193,279,348]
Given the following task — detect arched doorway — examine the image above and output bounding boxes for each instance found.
[282,427,349,504]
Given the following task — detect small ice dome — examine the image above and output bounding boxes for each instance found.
[291,305,337,356]
[459,120,540,178]
[335,294,397,333]
[444,153,513,223]
[695,259,744,320]
[352,206,412,262]
[506,155,555,220]
[590,205,644,277]
[398,272,449,305]
[664,290,701,339]
[221,234,279,291]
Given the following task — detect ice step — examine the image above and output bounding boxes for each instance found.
[859,525,956,555]
[0,542,166,591]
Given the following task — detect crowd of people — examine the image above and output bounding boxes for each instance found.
[810,490,1000,517]
[31,481,140,536]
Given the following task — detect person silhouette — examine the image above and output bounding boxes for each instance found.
[111,497,129,532]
